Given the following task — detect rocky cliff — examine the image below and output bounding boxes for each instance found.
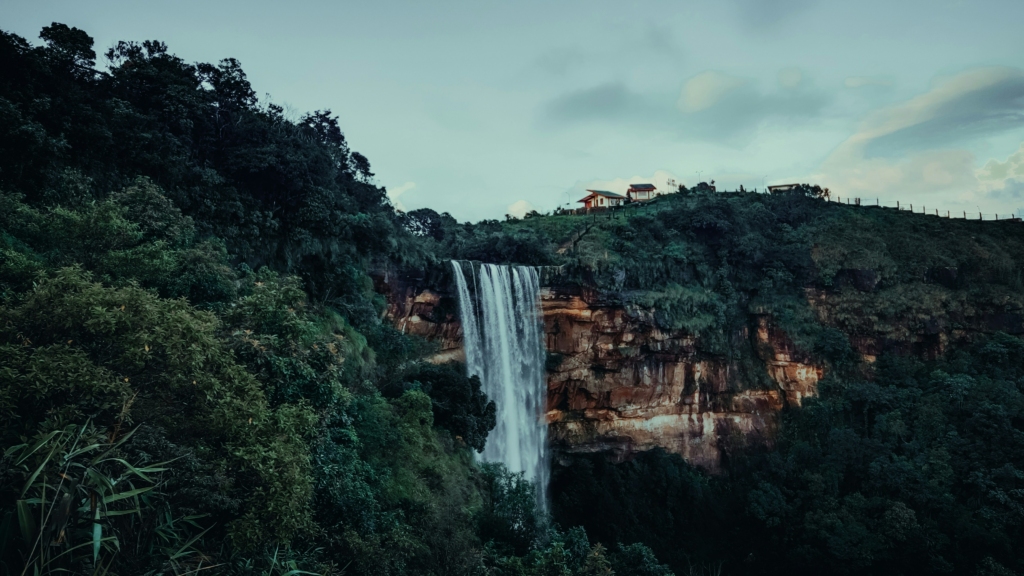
[540,286,821,470]
[380,265,1024,471]
[379,273,821,471]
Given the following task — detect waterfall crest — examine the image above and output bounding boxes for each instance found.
[451,261,549,509]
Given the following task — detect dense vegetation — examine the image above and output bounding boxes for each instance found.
[0,24,660,576]
[469,191,1023,576]
[553,336,1024,576]
[3,21,1024,576]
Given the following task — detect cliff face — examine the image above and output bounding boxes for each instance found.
[380,275,822,471]
[382,272,1024,469]
[540,286,819,470]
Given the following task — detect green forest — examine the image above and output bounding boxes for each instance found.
[2,23,1023,576]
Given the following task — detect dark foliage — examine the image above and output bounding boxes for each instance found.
[0,24,556,576]
[551,334,1024,576]
[6,19,1024,576]
[402,362,497,452]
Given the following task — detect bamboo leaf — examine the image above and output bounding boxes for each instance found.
[41,537,116,566]
[85,468,115,493]
[93,507,101,563]
[10,430,61,465]
[16,499,37,546]
[101,485,153,505]
[101,509,140,517]
[19,443,60,498]
[65,442,105,462]
[168,523,214,560]
[108,458,171,482]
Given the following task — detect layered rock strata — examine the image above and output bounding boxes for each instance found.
[379,266,1024,470]
[540,287,819,470]
[379,274,821,471]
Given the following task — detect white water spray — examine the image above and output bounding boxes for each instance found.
[451,261,549,510]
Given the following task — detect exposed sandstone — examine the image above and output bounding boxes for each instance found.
[381,275,823,471]
[540,287,817,470]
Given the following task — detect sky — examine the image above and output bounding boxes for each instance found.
[5,0,1024,221]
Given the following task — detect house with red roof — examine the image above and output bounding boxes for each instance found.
[578,189,627,209]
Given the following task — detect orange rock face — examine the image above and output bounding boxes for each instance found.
[381,269,1024,470]
[382,277,823,471]
[541,288,819,471]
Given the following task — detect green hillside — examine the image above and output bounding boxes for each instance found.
[2,23,1024,576]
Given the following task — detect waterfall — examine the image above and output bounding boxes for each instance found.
[451,261,549,510]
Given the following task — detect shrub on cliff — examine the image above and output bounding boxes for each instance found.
[402,362,497,452]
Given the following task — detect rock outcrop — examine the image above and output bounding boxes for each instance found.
[540,286,819,470]
[379,274,822,471]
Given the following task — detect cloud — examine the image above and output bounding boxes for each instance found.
[978,142,1024,199]
[978,142,1024,182]
[644,23,679,56]
[531,24,681,80]
[778,67,803,89]
[541,81,655,125]
[676,70,829,142]
[732,0,816,29]
[534,47,589,76]
[506,200,537,218]
[543,82,629,120]
[858,67,1024,157]
[387,181,416,212]
[817,67,1024,203]
[988,179,1024,200]
[540,69,829,143]
[819,148,979,198]
[844,76,893,89]
[678,71,748,112]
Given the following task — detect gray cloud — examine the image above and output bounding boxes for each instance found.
[987,178,1024,200]
[865,70,1024,157]
[531,23,682,79]
[534,47,589,76]
[677,72,829,141]
[733,0,816,29]
[539,71,830,144]
[816,68,1024,205]
[645,23,678,55]
[540,82,657,125]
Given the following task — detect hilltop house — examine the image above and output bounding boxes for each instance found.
[627,183,657,202]
[578,189,627,209]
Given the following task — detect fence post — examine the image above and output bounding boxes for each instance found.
[897,201,900,210]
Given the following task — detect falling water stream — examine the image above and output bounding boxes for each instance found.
[451,261,549,511]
